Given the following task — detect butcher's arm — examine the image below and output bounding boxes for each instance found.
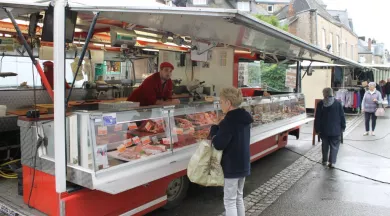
[155,99,180,106]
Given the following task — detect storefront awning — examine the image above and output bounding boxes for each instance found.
[0,1,45,20]
[360,63,390,69]
[0,2,363,68]
[68,4,363,67]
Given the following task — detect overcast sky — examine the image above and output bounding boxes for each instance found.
[323,0,389,48]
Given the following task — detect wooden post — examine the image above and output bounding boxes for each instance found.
[312,99,321,145]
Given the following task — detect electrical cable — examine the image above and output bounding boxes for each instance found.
[284,147,390,185]
[299,131,390,142]
[0,159,20,167]
[292,135,390,161]
[0,160,20,179]
[27,36,41,208]
[27,136,42,208]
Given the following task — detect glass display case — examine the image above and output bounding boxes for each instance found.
[30,93,307,194]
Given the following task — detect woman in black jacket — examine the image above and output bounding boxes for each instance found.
[210,87,253,216]
[385,78,390,108]
[315,88,346,168]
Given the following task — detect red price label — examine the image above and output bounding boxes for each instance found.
[132,136,141,144]
[174,128,184,135]
[141,136,151,145]
[114,124,123,131]
[123,139,133,147]
[97,126,107,136]
[128,123,137,130]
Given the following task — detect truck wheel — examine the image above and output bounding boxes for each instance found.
[163,176,189,210]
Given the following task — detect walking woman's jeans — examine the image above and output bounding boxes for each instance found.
[224,178,245,216]
[321,136,341,164]
[365,112,377,132]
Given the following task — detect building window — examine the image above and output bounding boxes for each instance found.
[267,5,274,12]
[336,35,340,54]
[345,41,348,58]
[193,0,207,5]
[237,1,250,12]
[329,33,333,53]
[322,29,326,49]
[351,45,354,60]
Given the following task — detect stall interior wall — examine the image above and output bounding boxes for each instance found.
[159,47,234,95]
[301,68,332,109]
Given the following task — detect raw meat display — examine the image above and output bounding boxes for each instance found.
[138,120,165,133]
[117,144,167,160]
[97,94,308,164]
[118,148,142,160]
[173,134,197,149]
[175,118,193,129]
[186,112,217,125]
[142,145,166,155]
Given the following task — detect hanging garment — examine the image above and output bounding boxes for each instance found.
[367,70,374,82]
[335,90,347,106]
[353,92,358,108]
[334,67,343,84]
[345,91,354,108]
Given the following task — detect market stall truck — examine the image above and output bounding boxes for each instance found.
[0,1,358,215]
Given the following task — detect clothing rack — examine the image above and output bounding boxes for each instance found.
[333,87,363,115]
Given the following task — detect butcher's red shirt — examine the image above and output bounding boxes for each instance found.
[42,70,71,89]
[127,72,173,106]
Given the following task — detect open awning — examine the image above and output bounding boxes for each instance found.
[68,4,363,67]
[360,63,390,70]
[0,1,363,68]
[0,1,46,20]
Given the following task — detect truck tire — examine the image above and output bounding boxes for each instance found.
[163,176,190,210]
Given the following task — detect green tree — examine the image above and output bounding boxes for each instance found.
[255,15,288,31]
[260,63,288,90]
[254,14,289,91]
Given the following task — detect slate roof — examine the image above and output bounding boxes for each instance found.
[276,4,289,19]
[328,10,353,30]
[251,2,269,15]
[277,0,357,36]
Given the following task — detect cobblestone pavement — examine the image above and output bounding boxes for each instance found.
[218,115,364,216]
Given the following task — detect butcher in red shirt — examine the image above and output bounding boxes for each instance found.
[41,61,71,89]
[127,62,180,106]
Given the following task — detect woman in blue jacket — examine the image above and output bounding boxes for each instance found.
[315,88,346,168]
[210,87,253,216]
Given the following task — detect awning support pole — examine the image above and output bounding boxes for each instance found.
[66,12,100,106]
[295,61,301,93]
[53,0,67,208]
[3,7,54,101]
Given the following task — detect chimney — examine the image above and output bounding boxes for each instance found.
[288,1,295,18]
[288,1,296,35]
[368,38,372,51]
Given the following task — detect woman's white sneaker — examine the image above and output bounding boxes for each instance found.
[371,132,375,136]
[363,132,369,136]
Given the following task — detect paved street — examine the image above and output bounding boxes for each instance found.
[150,112,390,216]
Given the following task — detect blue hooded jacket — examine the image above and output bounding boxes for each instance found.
[210,108,253,179]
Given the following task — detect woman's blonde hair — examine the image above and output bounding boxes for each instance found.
[220,87,243,107]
